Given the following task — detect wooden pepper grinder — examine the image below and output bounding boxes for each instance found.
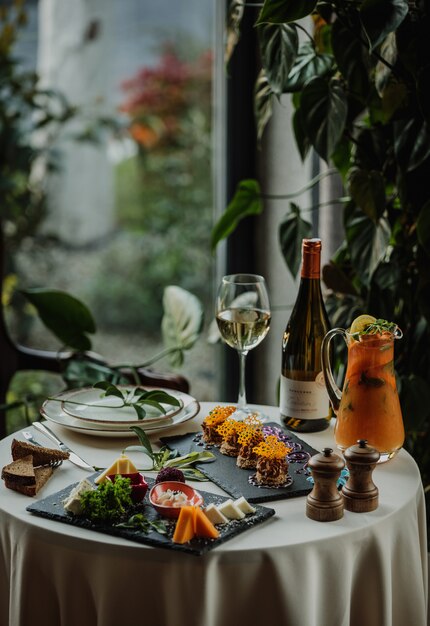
[342,439,380,513]
[306,448,345,522]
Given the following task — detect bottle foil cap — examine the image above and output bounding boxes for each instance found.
[301,238,322,279]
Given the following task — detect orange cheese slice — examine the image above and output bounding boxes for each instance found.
[172,506,195,544]
[194,507,219,539]
[172,506,220,543]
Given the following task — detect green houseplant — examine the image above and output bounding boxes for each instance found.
[214,0,430,493]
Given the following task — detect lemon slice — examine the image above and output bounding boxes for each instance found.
[350,314,376,335]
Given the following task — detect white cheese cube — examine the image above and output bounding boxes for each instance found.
[234,496,256,515]
[204,503,228,525]
[217,498,245,520]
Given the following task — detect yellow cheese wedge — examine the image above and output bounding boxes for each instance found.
[95,454,138,484]
[172,505,195,544]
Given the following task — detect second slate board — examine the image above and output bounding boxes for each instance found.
[161,423,318,504]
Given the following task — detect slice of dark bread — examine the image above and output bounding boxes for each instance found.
[11,438,69,466]
[1,454,35,485]
[2,457,53,496]
[3,466,53,496]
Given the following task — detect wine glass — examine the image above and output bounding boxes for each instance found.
[216,274,271,417]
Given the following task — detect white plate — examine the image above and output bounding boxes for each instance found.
[40,390,200,438]
[59,386,183,426]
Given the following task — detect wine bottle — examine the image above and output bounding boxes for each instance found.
[280,238,331,433]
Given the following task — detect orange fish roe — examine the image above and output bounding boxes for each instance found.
[253,435,291,460]
[203,405,236,428]
[216,417,246,439]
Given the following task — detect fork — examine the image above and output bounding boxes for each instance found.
[22,431,63,468]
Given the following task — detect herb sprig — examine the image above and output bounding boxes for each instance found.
[116,513,167,535]
[127,426,214,481]
[352,318,398,339]
[49,381,181,421]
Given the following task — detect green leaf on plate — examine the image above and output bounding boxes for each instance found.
[181,468,210,481]
[93,381,125,400]
[132,404,147,420]
[137,390,181,407]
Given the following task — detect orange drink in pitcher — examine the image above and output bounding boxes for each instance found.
[321,316,404,462]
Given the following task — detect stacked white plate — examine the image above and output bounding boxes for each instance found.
[40,386,200,438]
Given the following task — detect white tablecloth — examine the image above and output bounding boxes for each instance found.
[0,403,427,626]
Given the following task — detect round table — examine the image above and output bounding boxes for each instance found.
[0,403,427,626]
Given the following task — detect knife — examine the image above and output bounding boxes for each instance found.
[33,421,94,471]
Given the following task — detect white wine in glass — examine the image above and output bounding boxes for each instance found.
[216,274,271,416]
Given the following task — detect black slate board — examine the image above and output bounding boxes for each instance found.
[160,422,318,503]
[26,475,275,556]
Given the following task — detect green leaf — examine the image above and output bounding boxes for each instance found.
[93,381,125,400]
[161,286,204,367]
[374,32,397,97]
[346,209,391,285]
[331,18,370,101]
[211,179,262,250]
[259,23,298,95]
[282,41,333,93]
[254,69,274,142]
[181,468,209,481]
[394,117,430,172]
[300,77,347,161]
[292,106,311,162]
[129,426,154,460]
[137,390,181,407]
[348,168,386,222]
[132,404,147,420]
[256,0,317,24]
[21,288,96,352]
[416,200,430,255]
[279,203,312,277]
[360,0,408,51]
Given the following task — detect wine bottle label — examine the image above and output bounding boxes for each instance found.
[280,373,329,420]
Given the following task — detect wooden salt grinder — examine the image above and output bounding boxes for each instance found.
[342,439,380,513]
[306,448,345,522]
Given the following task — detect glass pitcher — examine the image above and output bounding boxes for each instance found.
[321,326,404,463]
